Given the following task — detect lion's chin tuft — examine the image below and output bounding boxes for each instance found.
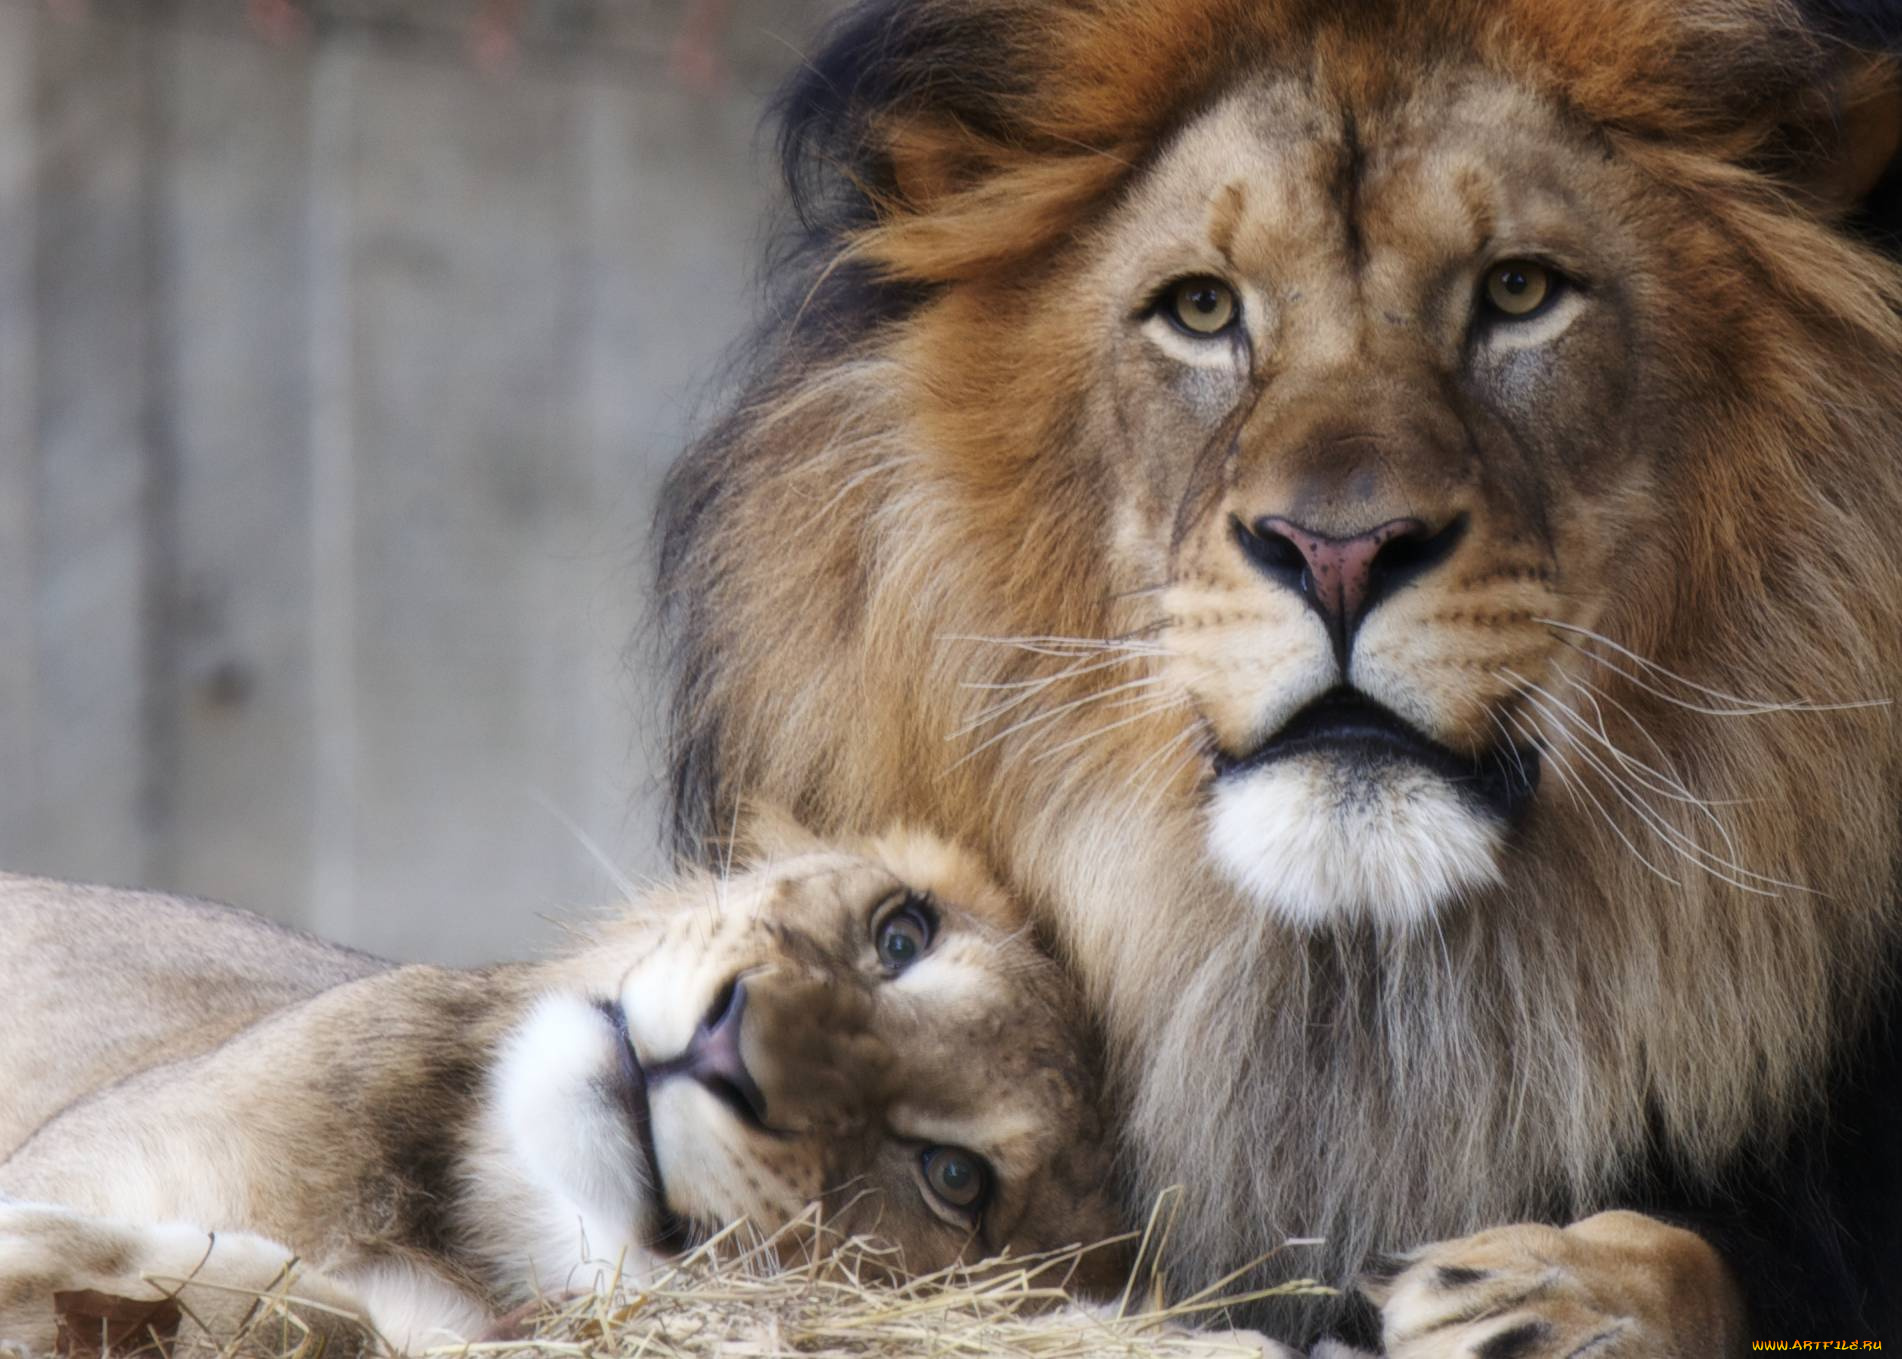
[1205,756,1507,930]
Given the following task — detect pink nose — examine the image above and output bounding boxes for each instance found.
[1257,516,1427,624]
[1238,515,1460,666]
[648,975,770,1127]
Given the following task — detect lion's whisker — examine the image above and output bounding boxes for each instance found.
[952,654,1144,736]
[1108,582,1174,601]
[959,652,1140,693]
[1548,673,1760,873]
[949,674,1172,766]
[1029,692,1194,765]
[1141,744,1211,811]
[1507,712,1683,886]
[1513,695,1742,878]
[997,676,1174,738]
[1565,643,1875,720]
[1096,684,1189,716]
[940,625,1172,658]
[1558,674,1755,810]
[1564,670,1674,768]
[1016,688,1183,760]
[1483,706,1540,799]
[1127,718,1208,798]
[1509,671,1747,859]
[1511,682,1743,863]
[955,655,1154,727]
[1505,669,1744,833]
[1540,620,1890,714]
[527,790,643,903]
[1509,682,1812,896]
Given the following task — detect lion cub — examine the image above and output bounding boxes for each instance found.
[0,824,1127,1354]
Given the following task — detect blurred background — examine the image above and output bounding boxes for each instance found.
[0,0,840,963]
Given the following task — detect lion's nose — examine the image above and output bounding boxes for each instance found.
[1236,514,1464,668]
[674,974,771,1129]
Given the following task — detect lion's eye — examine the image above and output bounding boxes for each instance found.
[1165,277,1239,336]
[920,1145,991,1214]
[874,893,935,971]
[1481,261,1555,319]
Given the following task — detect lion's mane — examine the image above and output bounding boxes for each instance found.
[659,0,1902,1335]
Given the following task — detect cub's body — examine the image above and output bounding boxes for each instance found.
[0,833,1126,1354]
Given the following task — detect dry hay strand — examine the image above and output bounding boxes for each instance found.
[90,1194,1333,1359]
[458,1203,1331,1359]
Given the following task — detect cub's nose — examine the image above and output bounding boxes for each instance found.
[666,974,771,1129]
[1236,514,1464,667]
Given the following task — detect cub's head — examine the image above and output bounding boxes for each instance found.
[497,824,1125,1290]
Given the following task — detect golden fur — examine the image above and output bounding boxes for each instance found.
[0,833,1126,1353]
[660,0,1902,1346]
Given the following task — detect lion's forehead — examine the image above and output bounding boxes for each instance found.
[1114,72,1616,293]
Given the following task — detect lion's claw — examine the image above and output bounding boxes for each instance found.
[1361,1213,1741,1359]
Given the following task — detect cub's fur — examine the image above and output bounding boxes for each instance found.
[659,0,1902,1348]
[0,830,1126,1353]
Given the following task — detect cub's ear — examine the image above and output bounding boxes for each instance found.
[725,801,829,869]
[866,826,1029,933]
[1789,51,1902,211]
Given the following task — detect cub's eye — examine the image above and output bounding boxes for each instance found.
[1481,260,1556,319]
[1164,276,1239,336]
[874,893,935,971]
[920,1145,991,1214]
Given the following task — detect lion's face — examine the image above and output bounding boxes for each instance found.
[1080,74,1648,928]
[535,828,1125,1287]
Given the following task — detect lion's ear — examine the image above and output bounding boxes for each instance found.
[1792,53,1902,211]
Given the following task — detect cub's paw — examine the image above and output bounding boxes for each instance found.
[1361,1211,1743,1359]
[0,1200,374,1356]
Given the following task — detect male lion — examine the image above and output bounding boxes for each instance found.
[0,828,1127,1353]
[658,0,1902,1351]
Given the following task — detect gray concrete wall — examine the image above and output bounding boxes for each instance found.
[0,0,839,964]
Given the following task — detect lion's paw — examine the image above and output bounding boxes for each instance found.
[0,1199,376,1357]
[0,1200,189,1354]
[1362,1212,1742,1359]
